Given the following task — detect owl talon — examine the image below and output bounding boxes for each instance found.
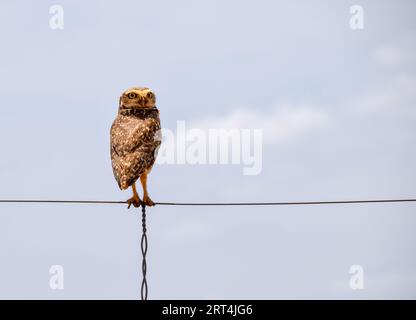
[143,195,155,207]
[127,196,142,209]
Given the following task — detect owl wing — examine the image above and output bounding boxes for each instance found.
[110,116,161,189]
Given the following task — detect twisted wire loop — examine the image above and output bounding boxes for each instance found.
[140,204,148,300]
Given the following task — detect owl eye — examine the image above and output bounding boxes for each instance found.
[127,92,137,99]
[146,92,153,99]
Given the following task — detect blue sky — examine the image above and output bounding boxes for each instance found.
[0,0,415,299]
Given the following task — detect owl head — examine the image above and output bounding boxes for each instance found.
[119,87,156,109]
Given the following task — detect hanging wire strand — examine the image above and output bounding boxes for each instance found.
[0,198,416,206]
[140,204,148,301]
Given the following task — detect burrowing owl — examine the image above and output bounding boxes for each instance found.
[110,87,161,208]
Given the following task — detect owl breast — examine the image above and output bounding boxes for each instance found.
[110,111,161,190]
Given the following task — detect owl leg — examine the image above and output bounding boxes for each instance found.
[127,183,142,209]
[140,172,155,207]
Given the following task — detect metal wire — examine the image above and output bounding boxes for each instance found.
[0,198,416,206]
[140,204,148,301]
[156,198,416,206]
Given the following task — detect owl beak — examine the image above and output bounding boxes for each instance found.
[139,97,147,107]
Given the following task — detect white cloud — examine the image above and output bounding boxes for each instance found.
[354,73,416,117]
[373,35,416,68]
[191,104,330,146]
[361,35,416,117]
[374,46,403,67]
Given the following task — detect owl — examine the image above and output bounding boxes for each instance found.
[110,87,161,208]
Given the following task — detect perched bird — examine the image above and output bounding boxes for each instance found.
[110,87,161,208]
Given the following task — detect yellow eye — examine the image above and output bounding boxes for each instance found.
[127,92,137,99]
[146,92,153,99]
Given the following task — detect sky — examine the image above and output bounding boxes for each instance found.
[0,0,415,299]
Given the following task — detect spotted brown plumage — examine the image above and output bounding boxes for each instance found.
[110,87,161,208]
